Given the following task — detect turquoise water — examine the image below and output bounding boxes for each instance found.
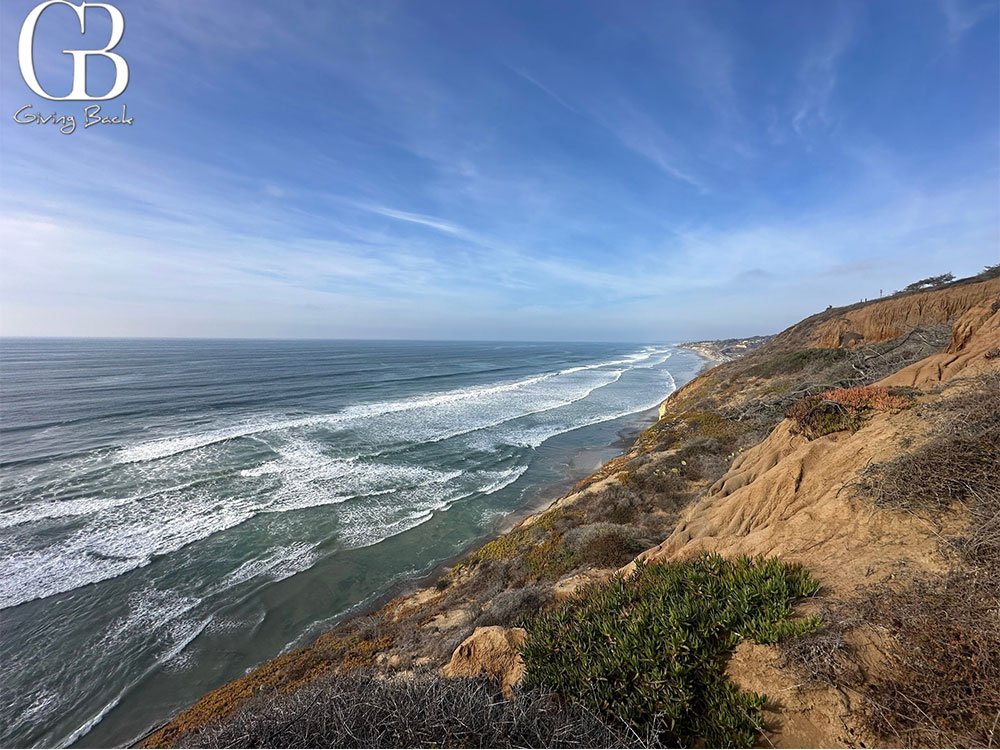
[0,339,702,747]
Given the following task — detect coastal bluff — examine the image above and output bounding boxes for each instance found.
[144,268,1000,749]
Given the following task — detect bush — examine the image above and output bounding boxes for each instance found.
[472,530,528,563]
[474,585,552,628]
[522,554,820,747]
[178,669,639,748]
[620,464,684,494]
[563,523,649,567]
[787,385,913,438]
[780,570,1000,747]
[678,410,746,442]
[856,374,1000,565]
[781,373,1000,747]
[563,480,649,527]
[524,535,576,580]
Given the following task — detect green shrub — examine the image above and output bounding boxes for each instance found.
[524,535,576,580]
[621,464,685,494]
[786,395,861,437]
[473,529,529,562]
[678,410,745,442]
[522,554,820,747]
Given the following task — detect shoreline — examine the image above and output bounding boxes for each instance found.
[316,358,694,631]
[676,335,773,366]
[136,345,736,748]
[321,406,659,618]
[676,344,724,372]
[132,348,702,749]
[129,408,661,749]
[495,406,658,535]
[320,384,676,632]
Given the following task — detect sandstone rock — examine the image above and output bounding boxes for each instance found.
[880,301,1000,387]
[805,277,999,349]
[442,626,526,697]
[552,568,613,600]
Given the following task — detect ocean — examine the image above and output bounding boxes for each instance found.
[0,338,703,748]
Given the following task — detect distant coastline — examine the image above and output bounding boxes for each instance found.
[677,335,774,365]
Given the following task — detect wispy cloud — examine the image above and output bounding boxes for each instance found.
[939,0,997,43]
[353,204,475,239]
[791,8,855,138]
[504,81,712,192]
[0,0,995,341]
[601,110,710,192]
[506,65,582,115]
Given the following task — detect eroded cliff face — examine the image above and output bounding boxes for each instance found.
[631,414,945,591]
[629,297,999,747]
[775,276,999,350]
[145,273,1000,749]
[881,299,1000,387]
[637,299,999,585]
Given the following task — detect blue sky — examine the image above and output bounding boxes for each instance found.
[1,0,997,341]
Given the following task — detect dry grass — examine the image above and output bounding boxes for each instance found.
[178,668,641,749]
[777,614,863,689]
[563,522,651,568]
[715,326,949,436]
[819,385,914,411]
[781,570,1000,747]
[473,585,552,628]
[856,373,1000,565]
[858,570,1000,747]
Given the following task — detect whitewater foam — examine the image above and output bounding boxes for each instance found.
[112,347,674,465]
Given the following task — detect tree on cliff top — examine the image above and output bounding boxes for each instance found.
[902,273,955,292]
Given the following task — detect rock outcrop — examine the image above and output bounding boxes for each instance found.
[441,626,527,697]
[880,299,1000,387]
[774,276,999,350]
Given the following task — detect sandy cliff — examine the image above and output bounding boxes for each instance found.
[631,280,999,746]
[774,275,999,350]
[637,296,998,584]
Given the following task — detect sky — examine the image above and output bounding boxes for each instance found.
[0,0,998,342]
